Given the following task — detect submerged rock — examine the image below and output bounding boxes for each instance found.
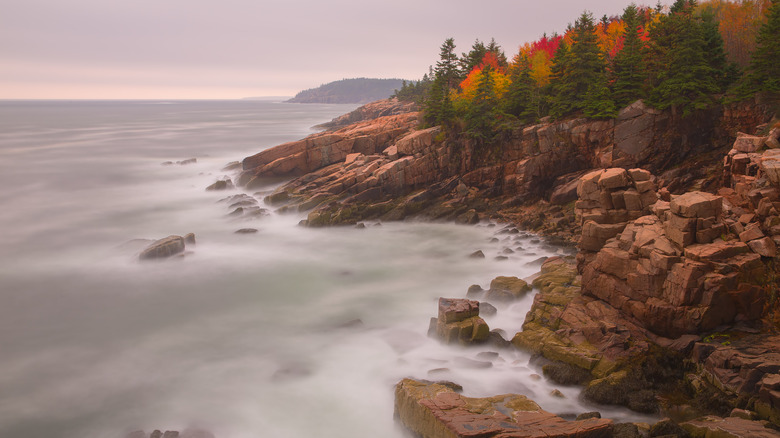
[206,178,234,191]
[139,235,188,260]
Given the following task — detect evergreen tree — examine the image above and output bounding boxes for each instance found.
[647,0,719,116]
[459,39,507,79]
[700,9,739,90]
[423,75,453,126]
[465,65,500,144]
[612,4,647,108]
[436,38,460,90]
[460,40,488,80]
[423,39,460,126]
[584,71,618,119]
[486,38,509,68]
[740,0,780,95]
[550,12,607,118]
[547,41,572,118]
[502,55,538,123]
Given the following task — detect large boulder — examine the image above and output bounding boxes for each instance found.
[484,276,531,302]
[430,298,490,345]
[394,379,613,438]
[139,235,188,260]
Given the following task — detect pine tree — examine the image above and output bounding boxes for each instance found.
[700,9,739,90]
[460,40,488,80]
[550,12,608,119]
[741,0,780,94]
[436,38,460,90]
[584,71,617,119]
[503,55,538,123]
[423,75,453,127]
[647,0,719,116]
[486,38,509,68]
[465,65,499,144]
[612,4,647,108]
[548,41,572,118]
[423,39,459,126]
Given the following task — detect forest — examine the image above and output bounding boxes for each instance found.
[394,0,778,147]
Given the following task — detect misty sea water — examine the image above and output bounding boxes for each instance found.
[0,100,653,438]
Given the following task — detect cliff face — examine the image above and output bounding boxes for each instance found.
[239,98,773,229]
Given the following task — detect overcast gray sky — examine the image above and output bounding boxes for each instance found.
[1,0,669,99]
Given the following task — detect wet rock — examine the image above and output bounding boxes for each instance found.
[468,250,485,259]
[649,418,689,437]
[478,301,497,316]
[431,298,489,345]
[453,357,493,369]
[576,412,602,420]
[466,284,484,298]
[476,351,500,360]
[485,276,531,302]
[612,423,642,438]
[394,379,613,438]
[222,160,242,171]
[542,362,592,386]
[183,233,196,245]
[525,256,549,267]
[234,228,258,234]
[682,415,780,437]
[550,389,566,398]
[487,330,511,349]
[206,178,233,191]
[139,235,186,260]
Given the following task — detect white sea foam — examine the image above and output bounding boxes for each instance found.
[0,100,655,438]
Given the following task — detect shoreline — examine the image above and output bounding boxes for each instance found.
[227,97,780,437]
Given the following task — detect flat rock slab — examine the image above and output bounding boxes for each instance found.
[395,379,613,438]
[682,415,780,438]
[670,191,722,218]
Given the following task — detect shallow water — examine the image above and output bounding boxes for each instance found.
[0,100,654,438]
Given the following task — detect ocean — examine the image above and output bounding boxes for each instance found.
[0,100,650,438]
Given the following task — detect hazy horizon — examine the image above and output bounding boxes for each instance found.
[2,0,671,100]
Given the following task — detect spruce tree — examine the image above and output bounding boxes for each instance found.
[612,4,646,108]
[503,55,538,123]
[741,0,780,94]
[423,76,453,127]
[647,0,719,116]
[548,41,572,118]
[486,38,509,68]
[423,39,459,127]
[550,12,608,119]
[700,10,738,90]
[460,40,488,79]
[465,65,499,144]
[584,71,618,119]
[436,38,460,90]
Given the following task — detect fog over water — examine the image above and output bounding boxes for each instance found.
[0,100,654,438]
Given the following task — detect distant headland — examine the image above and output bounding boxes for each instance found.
[286,78,407,104]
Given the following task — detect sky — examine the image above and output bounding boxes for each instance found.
[0,0,671,99]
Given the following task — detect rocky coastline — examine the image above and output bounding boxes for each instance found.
[222,97,780,437]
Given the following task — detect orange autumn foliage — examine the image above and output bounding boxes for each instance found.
[698,0,772,67]
[456,53,511,108]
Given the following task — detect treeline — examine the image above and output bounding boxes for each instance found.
[394,0,778,146]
